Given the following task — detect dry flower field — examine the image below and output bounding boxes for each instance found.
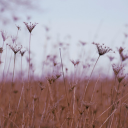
[0,23,128,128]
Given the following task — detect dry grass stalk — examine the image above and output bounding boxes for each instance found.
[47,80,60,128]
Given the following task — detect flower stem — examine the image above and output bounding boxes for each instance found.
[81,55,100,103]
[59,48,69,107]
[28,33,31,89]
[12,53,16,88]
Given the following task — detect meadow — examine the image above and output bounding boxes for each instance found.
[0,23,128,128]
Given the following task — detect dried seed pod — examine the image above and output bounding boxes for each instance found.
[38,82,46,91]
[20,47,27,56]
[117,73,125,83]
[70,60,80,66]
[0,48,3,53]
[9,44,22,54]
[0,30,9,42]
[117,47,128,61]
[92,42,112,56]
[11,35,17,44]
[82,101,95,109]
[47,73,61,84]
[79,40,87,46]
[78,108,84,115]
[112,64,124,76]
[15,24,21,30]
[24,22,38,33]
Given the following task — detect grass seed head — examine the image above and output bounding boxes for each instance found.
[24,22,38,33]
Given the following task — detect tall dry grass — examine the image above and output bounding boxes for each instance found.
[0,23,128,128]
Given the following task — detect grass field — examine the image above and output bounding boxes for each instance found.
[0,23,128,128]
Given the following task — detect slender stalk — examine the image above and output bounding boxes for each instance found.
[39,102,46,128]
[95,91,128,122]
[28,33,31,89]
[91,74,100,101]
[0,40,4,62]
[47,81,60,128]
[107,75,117,128]
[123,111,127,128]
[12,53,16,88]
[81,55,100,103]
[59,48,69,107]
[109,114,114,128]
[118,85,125,128]
[2,44,7,81]
[21,56,25,128]
[86,74,100,122]
[99,109,117,128]
[0,44,8,92]
[12,56,24,122]
[7,53,16,127]
[31,95,35,127]
[72,66,77,127]
[3,51,13,86]
[114,83,120,102]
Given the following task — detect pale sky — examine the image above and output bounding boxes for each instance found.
[1,0,128,79]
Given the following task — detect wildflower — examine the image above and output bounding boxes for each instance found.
[56,74,61,79]
[15,25,21,31]
[23,22,38,33]
[20,47,27,56]
[79,41,87,46]
[11,35,17,44]
[124,33,128,38]
[70,60,80,66]
[1,31,9,42]
[9,44,22,54]
[47,73,61,84]
[112,64,124,76]
[59,42,63,46]
[44,26,50,32]
[83,64,90,69]
[0,48,3,53]
[92,42,112,56]
[38,82,46,91]
[118,47,128,61]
